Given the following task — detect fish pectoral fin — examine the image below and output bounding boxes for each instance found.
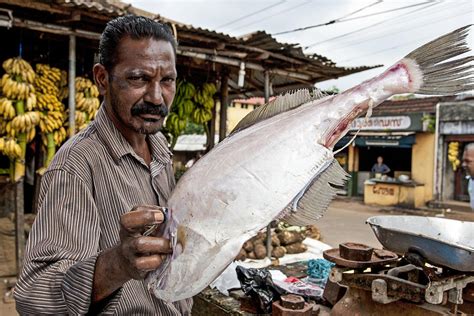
[282,159,349,226]
[229,88,326,135]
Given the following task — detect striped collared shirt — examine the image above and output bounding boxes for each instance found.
[14,106,192,315]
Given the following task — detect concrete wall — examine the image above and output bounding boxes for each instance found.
[215,101,256,135]
[411,132,435,202]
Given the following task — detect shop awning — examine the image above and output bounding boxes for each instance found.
[336,132,416,148]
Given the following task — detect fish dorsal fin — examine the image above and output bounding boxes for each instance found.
[282,159,349,226]
[230,88,326,135]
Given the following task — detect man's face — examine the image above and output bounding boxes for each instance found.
[377,157,383,164]
[100,37,177,135]
[462,147,474,177]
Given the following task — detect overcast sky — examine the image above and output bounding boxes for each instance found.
[127,0,473,92]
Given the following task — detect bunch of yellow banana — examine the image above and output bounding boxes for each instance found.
[1,73,35,100]
[36,64,62,83]
[10,111,40,133]
[57,70,69,101]
[34,76,60,96]
[39,111,65,134]
[36,93,63,112]
[76,92,100,114]
[0,97,15,119]
[74,77,100,131]
[0,138,22,160]
[52,126,67,145]
[448,142,461,171]
[2,57,35,84]
[4,121,15,138]
[73,110,88,129]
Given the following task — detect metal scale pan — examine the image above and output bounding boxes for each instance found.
[367,216,474,272]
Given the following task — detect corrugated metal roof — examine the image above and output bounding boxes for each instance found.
[374,95,474,115]
[54,0,130,15]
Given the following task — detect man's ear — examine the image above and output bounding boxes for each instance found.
[93,63,108,96]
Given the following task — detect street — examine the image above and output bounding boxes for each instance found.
[317,198,385,248]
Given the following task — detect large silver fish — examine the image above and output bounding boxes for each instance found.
[147,26,473,301]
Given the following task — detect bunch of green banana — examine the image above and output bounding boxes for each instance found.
[0,137,22,160]
[165,80,197,138]
[74,77,100,131]
[191,82,216,124]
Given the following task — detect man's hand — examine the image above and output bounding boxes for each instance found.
[92,205,170,303]
[116,205,171,280]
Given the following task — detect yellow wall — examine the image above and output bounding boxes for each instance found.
[411,132,435,202]
[215,101,257,136]
[364,183,425,208]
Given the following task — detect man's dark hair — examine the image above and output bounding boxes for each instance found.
[99,15,177,71]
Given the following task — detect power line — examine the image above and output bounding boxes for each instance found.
[304,1,442,49]
[272,0,432,36]
[215,0,287,29]
[321,2,471,53]
[228,0,312,33]
[337,11,473,63]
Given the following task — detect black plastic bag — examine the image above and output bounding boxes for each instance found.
[236,266,284,313]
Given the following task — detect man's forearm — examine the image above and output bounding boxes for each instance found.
[92,246,130,303]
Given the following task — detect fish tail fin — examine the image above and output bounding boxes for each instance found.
[404,25,474,95]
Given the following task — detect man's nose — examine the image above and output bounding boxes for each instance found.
[144,81,164,105]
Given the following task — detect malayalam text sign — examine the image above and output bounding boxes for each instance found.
[350,116,411,131]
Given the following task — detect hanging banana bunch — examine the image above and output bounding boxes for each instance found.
[447,142,461,171]
[0,57,39,181]
[35,63,68,166]
[74,77,100,131]
[165,79,196,149]
[191,82,216,125]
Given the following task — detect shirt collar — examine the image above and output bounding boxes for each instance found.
[94,105,172,165]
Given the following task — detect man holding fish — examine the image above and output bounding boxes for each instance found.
[14,15,191,315]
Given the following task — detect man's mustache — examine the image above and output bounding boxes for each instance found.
[131,102,169,117]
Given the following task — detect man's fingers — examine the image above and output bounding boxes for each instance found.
[120,206,166,234]
[134,255,164,272]
[132,237,172,254]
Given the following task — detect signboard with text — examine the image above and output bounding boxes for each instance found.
[349,116,411,131]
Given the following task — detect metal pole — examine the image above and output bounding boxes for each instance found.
[433,102,441,201]
[68,35,76,137]
[219,72,228,142]
[15,180,25,274]
[264,70,272,259]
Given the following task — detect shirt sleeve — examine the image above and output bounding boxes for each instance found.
[14,169,122,315]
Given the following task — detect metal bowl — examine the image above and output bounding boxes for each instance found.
[366,215,474,272]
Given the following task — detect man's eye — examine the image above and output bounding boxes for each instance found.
[129,76,146,81]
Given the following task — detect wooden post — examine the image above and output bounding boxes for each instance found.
[207,97,217,151]
[68,34,76,137]
[264,70,273,259]
[15,179,25,274]
[219,72,229,142]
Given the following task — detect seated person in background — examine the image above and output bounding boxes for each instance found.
[371,156,391,175]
